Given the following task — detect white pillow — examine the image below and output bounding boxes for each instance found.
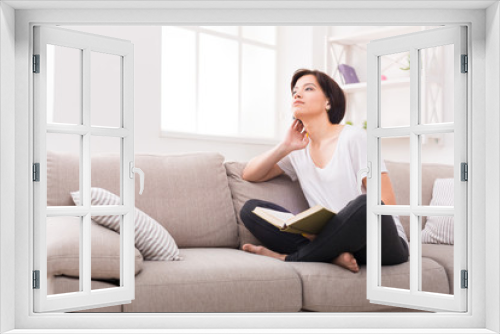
[71,188,181,261]
[421,178,454,245]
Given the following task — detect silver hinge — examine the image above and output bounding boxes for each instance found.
[461,270,468,289]
[33,54,40,73]
[461,54,468,73]
[461,162,468,181]
[33,163,40,182]
[33,270,40,289]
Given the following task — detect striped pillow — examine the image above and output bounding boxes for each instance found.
[421,178,454,245]
[71,188,181,261]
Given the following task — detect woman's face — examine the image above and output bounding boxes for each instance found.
[291,74,330,121]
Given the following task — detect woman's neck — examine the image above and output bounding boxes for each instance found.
[302,118,343,144]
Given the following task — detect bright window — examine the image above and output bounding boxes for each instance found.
[161,26,277,140]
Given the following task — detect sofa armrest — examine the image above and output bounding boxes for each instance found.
[47,216,143,279]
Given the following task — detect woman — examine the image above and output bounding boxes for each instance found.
[240,69,409,273]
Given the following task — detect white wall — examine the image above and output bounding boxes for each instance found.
[62,25,327,162]
[56,25,453,165]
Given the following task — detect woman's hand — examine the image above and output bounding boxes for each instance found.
[282,119,310,152]
[301,233,317,241]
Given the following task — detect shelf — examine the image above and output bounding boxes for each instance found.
[341,77,410,94]
[328,26,424,46]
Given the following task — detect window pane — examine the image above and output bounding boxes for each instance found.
[241,44,276,138]
[420,44,454,124]
[91,136,121,203]
[46,133,81,206]
[421,215,454,295]
[161,27,196,133]
[47,44,82,125]
[47,216,81,295]
[91,216,122,290]
[380,52,410,128]
[380,136,410,205]
[242,26,276,45]
[200,26,238,36]
[198,33,239,136]
[420,133,454,205]
[91,52,121,128]
[380,215,410,291]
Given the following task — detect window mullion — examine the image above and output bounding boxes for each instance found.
[238,27,242,137]
[81,47,91,295]
[195,29,200,134]
[409,46,420,295]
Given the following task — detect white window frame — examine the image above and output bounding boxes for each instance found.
[366,26,468,312]
[2,2,498,334]
[33,25,136,313]
[160,26,280,145]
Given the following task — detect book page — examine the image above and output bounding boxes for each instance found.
[256,208,295,222]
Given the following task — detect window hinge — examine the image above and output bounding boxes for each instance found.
[461,162,468,181]
[33,163,40,182]
[461,270,468,289]
[33,270,40,289]
[33,54,40,73]
[461,54,468,73]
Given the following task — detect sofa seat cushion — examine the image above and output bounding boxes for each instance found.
[123,248,302,312]
[49,276,122,313]
[225,162,310,247]
[421,244,454,294]
[287,257,449,312]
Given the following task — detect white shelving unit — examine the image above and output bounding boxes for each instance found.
[341,77,410,94]
[327,26,446,131]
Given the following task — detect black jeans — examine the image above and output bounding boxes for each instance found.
[240,194,409,265]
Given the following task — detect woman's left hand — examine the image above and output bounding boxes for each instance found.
[301,233,317,241]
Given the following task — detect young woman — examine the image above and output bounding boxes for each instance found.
[240,69,409,273]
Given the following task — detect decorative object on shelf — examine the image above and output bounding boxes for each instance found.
[381,74,387,81]
[345,120,353,125]
[338,64,360,84]
[363,120,367,130]
[399,53,410,71]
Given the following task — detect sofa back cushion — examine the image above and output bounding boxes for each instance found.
[47,151,239,248]
[384,160,454,241]
[224,162,309,248]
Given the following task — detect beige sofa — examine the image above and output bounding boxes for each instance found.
[46,151,454,313]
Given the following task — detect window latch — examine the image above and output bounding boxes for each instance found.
[129,162,145,195]
[357,162,372,193]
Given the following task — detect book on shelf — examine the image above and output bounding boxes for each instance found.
[338,64,360,84]
[252,205,336,235]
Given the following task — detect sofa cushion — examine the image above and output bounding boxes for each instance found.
[47,216,143,279]
[421,178,455,245]
[421,244,455,294]
[123,248,302,312]
[47,151,239,248]
[287,258,449,312]
[384,161,454,241]
[49,276,122,313]
[225,161,309,247]
[71,188,181,261]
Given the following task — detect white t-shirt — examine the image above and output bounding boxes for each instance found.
[277,125,408,245]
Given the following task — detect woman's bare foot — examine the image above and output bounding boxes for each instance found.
[333,252,359,273]
[242,244,287,261]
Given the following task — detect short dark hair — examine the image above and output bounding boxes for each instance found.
[290,69,346,124]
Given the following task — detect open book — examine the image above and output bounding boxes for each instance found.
[252,205,336,235]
